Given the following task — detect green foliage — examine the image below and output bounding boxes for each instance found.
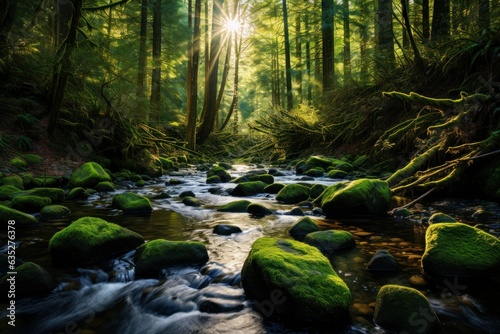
[15,136,32,151]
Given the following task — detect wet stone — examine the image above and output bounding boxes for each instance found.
[213,224,242,236]
[198,298,244,313]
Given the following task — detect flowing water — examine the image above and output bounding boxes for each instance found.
[1,164,500,333]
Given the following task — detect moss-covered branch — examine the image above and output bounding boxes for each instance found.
[382,91,490,107]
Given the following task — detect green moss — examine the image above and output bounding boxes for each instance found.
[159,157,175,170]
[247,174,275,184]
[40,205,71,220]
[19,173,33,187]
[112,192,153,214]
[9,157,27,169]
[49,217,144,266]
[318,179,391,217]
[247,203,273,217]
[129,174,142,182]
[11,188,65,203]
[276,184,310,204]
[327,169,348,179]
[0,204,38,226]
[11,195,52,212]
[374,285,438,334]
[22,153,43,165]
[134,239,209,278]
[231,181,267,196]
[306,156,334,169]
[2,175,24,190]
[68,162,112,188]
[421,223,500,278]
[304,230,355,253]
[206,175,222,184]
[428,212,457,224]
[0,185,21,200]
[182,196,202,207]
[304,167,325,177]
[241,238,351,323]
[33,176,60,187]
[135,180,146,187]
[352,155,368,167]
[217,200,251,212]
[0,262,54,299]
[264,183,285,194]
[309,184,327,200]
[94,181,116,192]
[207,166,231,182]
[295,159,309,174]
[67,187,89,200]
[288,216,319,241]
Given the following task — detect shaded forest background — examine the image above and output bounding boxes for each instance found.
[1,0,500,198]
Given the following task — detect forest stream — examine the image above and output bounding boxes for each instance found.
[1,164,500,334]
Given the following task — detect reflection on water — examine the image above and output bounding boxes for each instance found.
[1,165,500,333]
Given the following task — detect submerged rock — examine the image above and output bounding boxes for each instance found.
[182,196,202,207]
[0,262,54,299]
[134,239,209,278]
[217,200,251,213]
[213,224,242,235]
[112,192,153,214]
[68,162,111,188]
[288,216,319,241]
[316,179,390,217]
[40,205,71,220]
[276,184,310,204]
[421,222,500,278]
[241,238,351,324]
[49,217,144,266]
[428,212,458,224]
[373,284,438,334]
[367,250,398,272]
[304,230,355,254]
[247,203,273,217]
[0,205,38,226]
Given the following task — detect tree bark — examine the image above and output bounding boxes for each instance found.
[305,13,312,103]
[0,0,17,57]
[422,0,429,43]
[431,0,450,41]
[377,0,395,69]
[295,14,302,103]
[322,0,334,95]
[401,0,424,72]
[186,0,201,150]
[343,0,351,84]
[150,0,162,124]
[283,0,293,111]
[220,29,242,132]
[479,0,490,32]
[136,0,148,98]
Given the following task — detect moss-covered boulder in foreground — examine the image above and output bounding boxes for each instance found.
[231,181,267,196]
[241,238,351,323]
[68,162,112,188]
[316,179,390,217]
[304,230,355,253]
[40,205,71,220]
[134,239,209,278]
[421,223,500,278]
[11,195,52,212]
[112,192,153,214]
[0,262,54,299]
[288,216,319,241]
[49,217,144,266]
[0,205,38,226]
[0,185,21,200]
[373,285,438,334]
[276,184,310,204]
[217,200,251,212]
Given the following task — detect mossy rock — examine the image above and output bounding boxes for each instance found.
[421,222,500,278]
[295,160,309,174]
[33,176,61,187]
[316,179,391,217]
[112,192,153,214]
[68,162,112,188]
[217,200,251,213]
[264,183,285,194]
[213,224,242,235]
[19,173,34,187]
[231,181,267,197]
[22,153,43,165]
[134,239,209,278]
[0,185,21,201]
[179,190,195,198]
[304,167,325,177]
[276,184,310,204]
[129,174,143,182]
[40,205,71,220]
[241,238,352,323]
[309,184,327,200]
[304,230,355,253]
[207,166,232,183]
[9,157,27,169]
[0,205,39,226]
[49,217,145,267]
[0,262,54,299]
[218,162,232,170]
[114,169,133,180]
[2,175,24,190]
[352,155,368,167]
[367,250,398,271]
[305,156,334,169]
[247,174,274,185]
[428,212,458,224]
[11,188,65,203]
[159,157,175,170]
[135,180,146,187]
[392,208,413,218]
[94,181,116,192]
[288,216,319,241]
[327,159,354,173]
[67,187,90,200]
[11,195,52,213]
[247,203,273,217]
[373,285,438,334]
[327,169,348,179]
[182,196,202,207]
[206,175,222,184]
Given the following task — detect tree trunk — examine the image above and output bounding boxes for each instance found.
[322,0,334,95]
[359,0,370,82]
[401,0,424,72]
[136,0,148,98]
[401,0,409,49]
[377,0,395,70]
[48,0,83,135]
[186,0,201,150]
[0,0,17,57]
[305,13,312,104]
[431,0,450,41]
[283,0,293,111]
[343,0,351,84]
[220,28,242,132]
[295,14,302,103]
[150,0,162,124]
[422,0,429,43]
[479,0,490,32]
[198,0,224,144]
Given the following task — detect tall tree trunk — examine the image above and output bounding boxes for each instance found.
[401,0,409,49]
[422,0,429,43]
[322,0,334,95]
[215,37,232,115]
[198,0,224,144]
[136,0,148,98]
[48,0,83,135]
[377,0,395,70]
[295,14,302,103]
[186,0,201,150]
[305,13,312,104]
[479,0,490,32]
[56,0,72,48]
[0,0,17,57]
[401,0,424,72]
[431,0,450,41]
[150,0,162,124]
[343,0,351,84]
[283,0,293,111]
[359,0,370,82]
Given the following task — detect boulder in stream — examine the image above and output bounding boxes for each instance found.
[207,166,232,183]
[421,222,500,278]
[0,184,21,200]
[134,239,209,278]
[10,187,65,203]
[367,250,398,272]
[112,191,153,214]
[68,162,112,188]
[231,181,267,196]
[213,223,242,235]
[373,284,438,334]
[94,181,116,192]
[40,205,71,220]
[247,203,273,217]
[49,217,144,267]
[276,184,310,204]
[0,262,54,299]
[0,204,39,226]
[428,212,458,224]
[315,179,390,217]
[217,200,252,213]
[304,230,356,254]
[11,195,52,212]
[241,237,352,324]
[288,216,319,241]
